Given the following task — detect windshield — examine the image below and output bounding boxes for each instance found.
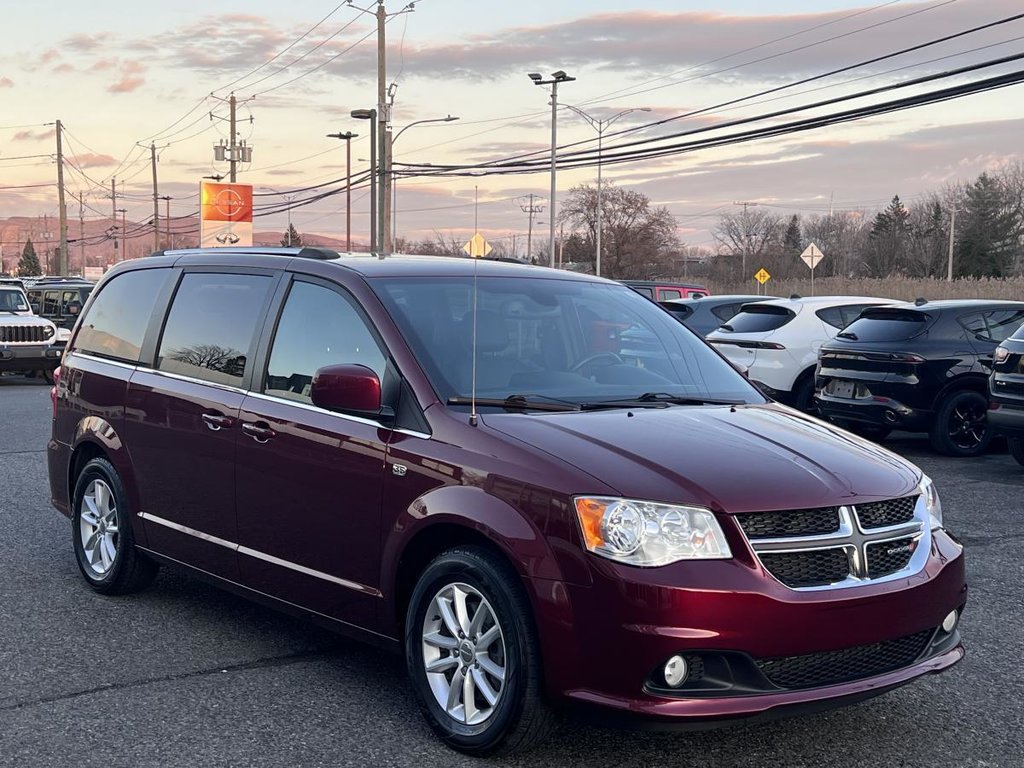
[372,275,764,407]
[0,288,29,312]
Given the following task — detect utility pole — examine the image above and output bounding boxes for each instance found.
[229,94,237,182]
[117,208,127,262]
[110,177,118,262]
[55,119,69,275]
[518,194,544,263]
[160,196,172,249]
[733,200,759,280]
[529,71,575,268]
[77,193,85,274]
[150,143,160,253]
[377,2,389,254]
[211,93,253,182]
[326,131,358,251]
[947,206,957,282]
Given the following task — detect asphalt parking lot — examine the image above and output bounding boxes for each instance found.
[2,373,1022,768]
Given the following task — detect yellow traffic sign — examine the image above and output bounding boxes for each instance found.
[462,233,492,258]
[754,268,771,285]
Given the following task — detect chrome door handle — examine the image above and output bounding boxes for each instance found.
[201,413,234,431]
[242,422,276,442]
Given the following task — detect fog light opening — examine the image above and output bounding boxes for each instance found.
[663,655,689,688]
[941,610,958,634]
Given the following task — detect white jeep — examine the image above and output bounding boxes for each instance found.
[0,285,63,381]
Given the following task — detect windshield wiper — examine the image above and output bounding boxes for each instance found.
[446,394,581,412]
[581,392,745,409]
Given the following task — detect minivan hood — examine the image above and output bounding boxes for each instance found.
[484,404,920,514]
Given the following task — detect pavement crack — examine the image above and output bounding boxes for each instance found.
[0,449,46,456]
[0,648,334,713]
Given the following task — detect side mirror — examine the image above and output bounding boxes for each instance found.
[311,363,386,416]
[67,301,82,315]
[30,302,40,314]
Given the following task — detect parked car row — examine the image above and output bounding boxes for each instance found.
[652,291,1024,461]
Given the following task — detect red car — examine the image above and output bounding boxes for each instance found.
[47,248,965,755]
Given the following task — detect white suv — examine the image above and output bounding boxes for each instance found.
[0,285,62,380]
[706,296,893,411]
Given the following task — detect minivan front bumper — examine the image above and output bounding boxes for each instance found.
[539,528,965,723]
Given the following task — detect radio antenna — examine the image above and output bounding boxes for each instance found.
[469,184,480,427]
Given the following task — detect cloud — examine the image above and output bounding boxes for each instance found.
[0,76,12,88]
[89,59,116,72]
[108,60,146,93]
[53,63,74,74]
[64,32,110,52]
[69,153,117,168]
[266,169,305,176]
[39,49,60,64]
[11,128,54,142]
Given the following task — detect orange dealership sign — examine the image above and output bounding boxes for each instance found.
[200,181,253,247]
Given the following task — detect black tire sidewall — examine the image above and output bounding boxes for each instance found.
[1009,436,1024,467]
[71,458,131,590]
[405,549,532,754]
[932,390,992,457]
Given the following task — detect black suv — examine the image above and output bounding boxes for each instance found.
[989,323,1024,466]
[26,278,94,332]
[815,299,1024,456]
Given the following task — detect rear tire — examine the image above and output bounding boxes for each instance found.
[929,390,992,457]
[404,546,558,756]
[72,457,158,595]
[1008,436,1024,467]
[792,374,817,414]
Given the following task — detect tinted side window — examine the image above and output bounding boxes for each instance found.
[958,313,987,338]
[984,310,1024,343]
[43,291,60,316]
[660,289,683,301]
[840,304,875,327]
[264,280,386,404]
[73,269,170,363]
[632,287,654,299]
[711,303,740,322]
[816,307,845,329]
[157,272,273,386]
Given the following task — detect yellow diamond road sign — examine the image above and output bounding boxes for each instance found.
[754,268,771,284]
[463,232,492,258]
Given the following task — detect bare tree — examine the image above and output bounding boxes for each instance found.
[713,208,784,278]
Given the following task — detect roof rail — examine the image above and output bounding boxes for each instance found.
[145,246,341,260]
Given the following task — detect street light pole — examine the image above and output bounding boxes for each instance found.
[563,105,650,276]
[351,110,378,252]
[529,71,575,268]
[326,131,358,252]
[389,115,459,247]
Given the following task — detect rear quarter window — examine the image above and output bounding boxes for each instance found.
[73,269,171,363]
[719,305,796,333]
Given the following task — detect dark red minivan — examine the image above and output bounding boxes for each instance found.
[48,248,965,755]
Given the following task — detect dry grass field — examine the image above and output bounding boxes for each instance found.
[703,276,1024,302]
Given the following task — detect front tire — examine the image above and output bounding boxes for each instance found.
[72,457,158,594]
[929,390,993,457]
[405,546,558,756]
[1008,436,1024,467]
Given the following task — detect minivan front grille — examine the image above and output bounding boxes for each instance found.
[739,499,927,591]
[755,629,933,689]
[0,324,49,343]
[857,496,917,529]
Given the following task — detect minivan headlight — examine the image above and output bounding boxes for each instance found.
[920,475,942,530]
[574,497,732,566]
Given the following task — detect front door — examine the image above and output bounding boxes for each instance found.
[127,270,277,580]
[234,276,392,630]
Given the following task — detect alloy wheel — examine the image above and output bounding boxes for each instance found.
[421,582,507,726]
[948,402,988,450]
[79,478,119,576]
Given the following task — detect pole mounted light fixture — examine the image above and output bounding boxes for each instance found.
[327,131,359,252]
[389,115,459,247]
[351,109,380,253]
[529,70,576,268]
[563,105,651,277]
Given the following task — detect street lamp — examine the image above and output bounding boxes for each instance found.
[261,187,298,246]
[390,115,459,248]
[326,131,359,252]
[529,70,575,268]
[563,105,650,277]
[351,109,379,253]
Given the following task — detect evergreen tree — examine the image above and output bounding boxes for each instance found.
[17,238,42,276]
[954,173,1016,277]
[865,195,910,275]
[783,214,802,254]
[281,223,303,247]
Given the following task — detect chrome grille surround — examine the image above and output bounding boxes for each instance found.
[741,497,929,591]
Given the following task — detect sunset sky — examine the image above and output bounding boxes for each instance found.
[1,0,1021,256]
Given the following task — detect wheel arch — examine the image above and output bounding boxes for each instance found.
[930,373,989,411]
